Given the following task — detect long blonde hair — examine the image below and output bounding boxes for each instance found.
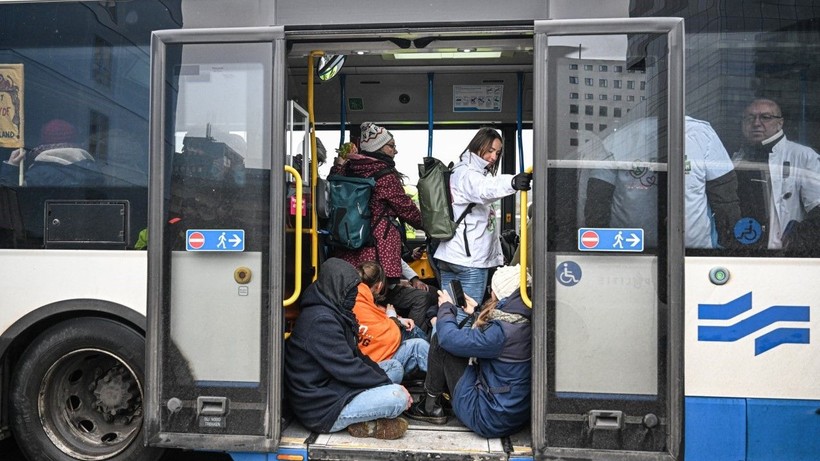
[472,296,499,329]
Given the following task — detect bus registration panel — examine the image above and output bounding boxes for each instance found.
[186,229,245,252]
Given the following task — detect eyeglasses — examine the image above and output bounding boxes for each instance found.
[743,114,782,124]
[385,142,396,149]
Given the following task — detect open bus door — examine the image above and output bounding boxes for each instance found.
[531,19,685,460]
[145,27,289,453]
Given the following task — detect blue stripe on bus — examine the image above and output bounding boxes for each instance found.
[755,327,810,355]
[698,291,752,319]
[698,305,809,341]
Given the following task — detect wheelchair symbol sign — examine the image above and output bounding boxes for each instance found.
[556,261,582,287]
[734,217,762,245]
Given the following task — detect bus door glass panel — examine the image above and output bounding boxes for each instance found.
[155,40,272,441]
[536,19,684,457]
[285,100,310,304]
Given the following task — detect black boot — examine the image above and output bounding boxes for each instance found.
[404,392,447,424]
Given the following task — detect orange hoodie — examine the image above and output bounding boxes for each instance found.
[353,283,402,362]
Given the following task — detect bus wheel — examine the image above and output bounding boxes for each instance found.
[10,317,161,461]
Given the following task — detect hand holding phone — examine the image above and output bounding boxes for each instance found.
[449,280,467,309]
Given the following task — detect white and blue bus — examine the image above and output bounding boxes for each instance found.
[0,1,818,461]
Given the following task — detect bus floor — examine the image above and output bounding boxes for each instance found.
[282,408,533,461]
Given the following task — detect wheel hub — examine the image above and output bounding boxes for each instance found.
[92,366,135,417]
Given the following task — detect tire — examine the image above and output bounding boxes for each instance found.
[10,317,162,461]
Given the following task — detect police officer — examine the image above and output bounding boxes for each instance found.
[733,98,820,254]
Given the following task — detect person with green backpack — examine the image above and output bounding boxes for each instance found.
[329,122,436,331]
[432,127,532,327]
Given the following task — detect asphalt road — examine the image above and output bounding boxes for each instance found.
[0,436,232,461]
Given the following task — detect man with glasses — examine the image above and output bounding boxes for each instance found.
[733,98,820,254]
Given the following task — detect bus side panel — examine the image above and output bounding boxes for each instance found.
[685,257,818,400]
[684,397,746,461]
[686,257,820,460]
[0,249,147,332]
[747,398,820,461]
[685,397,820,461]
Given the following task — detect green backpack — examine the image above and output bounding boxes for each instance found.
[417,157,475,241]
[325,168,393,250]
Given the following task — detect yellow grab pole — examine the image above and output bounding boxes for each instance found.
[520,166,533,308]
[284,166,303,306]
[307,50,324,281]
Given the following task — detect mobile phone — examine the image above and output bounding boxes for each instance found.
[449,280,466,308]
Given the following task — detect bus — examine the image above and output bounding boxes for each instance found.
[0,1,818,461]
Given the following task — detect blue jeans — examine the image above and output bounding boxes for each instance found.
[436,260,488,326]
[392,338,429,374]
[329,384,408,432]
[378,359,404,384]
[402,325,429,341]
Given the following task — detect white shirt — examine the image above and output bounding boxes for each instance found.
[733,132,820,249]
[582,116,734,248]
[684,117,735,248]
[433,151,516,268]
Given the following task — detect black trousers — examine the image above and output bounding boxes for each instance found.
[424,333,469,396]
[386,284,438,333]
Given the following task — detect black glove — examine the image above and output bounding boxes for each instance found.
[511,171,532,191]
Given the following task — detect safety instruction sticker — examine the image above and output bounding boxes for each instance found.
[453,85,503,112]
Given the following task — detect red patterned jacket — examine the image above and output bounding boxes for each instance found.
[330,152,423,279]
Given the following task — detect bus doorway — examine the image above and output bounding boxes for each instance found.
[146,18,684,461]
[283,26,537,461]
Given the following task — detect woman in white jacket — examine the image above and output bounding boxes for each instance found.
[433,128,532,325]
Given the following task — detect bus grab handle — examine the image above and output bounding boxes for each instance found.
[520,166,532,308]
[284,166,303,307]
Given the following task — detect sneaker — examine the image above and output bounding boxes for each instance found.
[346,417,409,439]
[403,393,448,424]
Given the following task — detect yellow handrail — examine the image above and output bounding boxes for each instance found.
[284,165,303,307]
[307,50,324,282]
[520,166,532,308]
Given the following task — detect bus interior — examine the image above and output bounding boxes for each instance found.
[283,30,538,460]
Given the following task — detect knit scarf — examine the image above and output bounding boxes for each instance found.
[484,309,529,325]
[361,150,396,168]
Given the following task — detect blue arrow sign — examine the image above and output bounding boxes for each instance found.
[578,228,644,252]
[186,229,245,252]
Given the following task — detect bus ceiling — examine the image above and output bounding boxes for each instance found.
[287,36,535,74]
[286,33,536,125]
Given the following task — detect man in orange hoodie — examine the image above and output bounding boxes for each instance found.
[355,262,429,379]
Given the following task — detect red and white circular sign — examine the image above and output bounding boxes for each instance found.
[580,230,599,249]
[188,231,205,249]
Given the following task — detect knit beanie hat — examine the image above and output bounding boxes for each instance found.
[40,119,77,145]
[359,122,393,152]
[491,264,530,301]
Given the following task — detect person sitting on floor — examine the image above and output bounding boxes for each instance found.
[284,258,412,439]
[405,264,532,438]
[354,261,429,379]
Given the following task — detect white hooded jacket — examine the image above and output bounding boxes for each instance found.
[434,151,516,268]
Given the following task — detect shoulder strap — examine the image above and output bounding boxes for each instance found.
[454,203,476,225]
[367,167,397,229]
[371,167,395,180]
